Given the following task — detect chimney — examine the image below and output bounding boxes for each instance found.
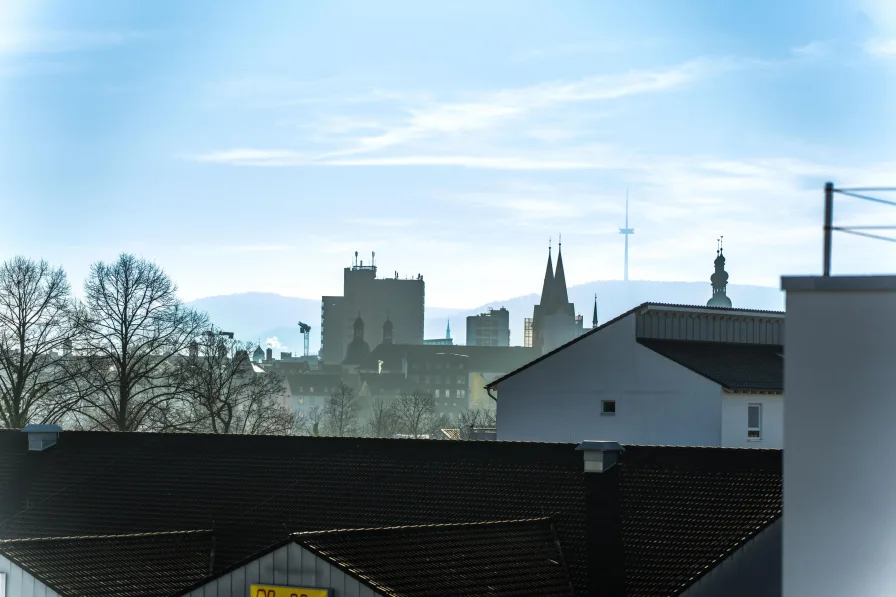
[189,341,198,359]
[62,338,72,356]
[781,275,896,596]
[22,424,62,451]
[266,347,273,361]
[577,440,625,597]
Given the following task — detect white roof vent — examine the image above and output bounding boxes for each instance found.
[576,440,625,473]
[22,424,62,451]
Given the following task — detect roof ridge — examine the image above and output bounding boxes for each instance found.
[0,529,213,544]
[291,517,552,537]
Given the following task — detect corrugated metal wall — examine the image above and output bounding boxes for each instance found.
[0,554,61,597]
[187,542,381,597]
[636,310,784,345]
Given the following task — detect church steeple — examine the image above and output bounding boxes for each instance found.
[707,237,732,308]
[383,311,393,344]
[353,312,365,340]
[552,235,570,310]
[539,239,554,311]
[446,319,451,340]
[592,294,598,328]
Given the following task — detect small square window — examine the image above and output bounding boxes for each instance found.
[601,400,616,415]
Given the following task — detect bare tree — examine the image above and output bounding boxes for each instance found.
[392,389,449,439]
[455,408,497,440]
[0,257,77,428]
[176,329,293,435]
[69,254,208,431]
[364,396,397,438]
[323,382,360,437]
[296,404,324,437]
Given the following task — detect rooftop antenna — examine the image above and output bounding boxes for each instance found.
[619,189,635,282]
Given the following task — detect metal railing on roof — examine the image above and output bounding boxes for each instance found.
[823,182,896,276]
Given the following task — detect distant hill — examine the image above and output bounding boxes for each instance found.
[187,281,784,354]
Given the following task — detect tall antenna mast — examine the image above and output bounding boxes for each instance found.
[619,189,635,282]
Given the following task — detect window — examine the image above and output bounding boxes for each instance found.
[748,404,762,439]
[424,375,431,384]
[601,400,616,415]
[297,397,304,405]
[435,389,441,398]
[309,386,314,393]
[445,363,451,370]
[457,375,464,384]
[458,363,464,370]
[445,389,451,398]
[458,389,465,399]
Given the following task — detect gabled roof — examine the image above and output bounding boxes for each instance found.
[0,431,782,597]
[619,445,782,596]
[637,339,784,392]
[486,301,785,390]
[293,519,574,597]
[0,530,214,597]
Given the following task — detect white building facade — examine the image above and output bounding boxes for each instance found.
[489,303,785,448]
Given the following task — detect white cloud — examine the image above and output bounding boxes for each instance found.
[265,336,288,351]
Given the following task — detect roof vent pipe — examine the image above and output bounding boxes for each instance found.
[576,440,625,473]
[22,424,63,451]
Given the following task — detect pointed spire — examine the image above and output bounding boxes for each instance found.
[539,238,554,310]
[708,236,732,308]
[446,319,451,340]
[552,235,570,310]
[592,294,598,328]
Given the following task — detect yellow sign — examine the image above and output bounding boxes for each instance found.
[250,584,328,597]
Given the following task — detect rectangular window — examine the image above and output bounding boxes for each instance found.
[748,404,762,439]
[601,400,616,415]
[445,390,451,398]
[297,397,304,405]
[435,389,441,398]
[457,375,464,384]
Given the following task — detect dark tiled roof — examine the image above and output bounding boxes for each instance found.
[0,431,588,595]
[0,531,213,597]
[637,339,784,391]
[294,519,574,597]
[619,445,782,596]
[0,431,782,597]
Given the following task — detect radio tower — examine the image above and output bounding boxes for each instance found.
[619,190,635,281]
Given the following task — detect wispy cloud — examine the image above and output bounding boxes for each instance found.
[191,55,752,168]
[864,38,896,56]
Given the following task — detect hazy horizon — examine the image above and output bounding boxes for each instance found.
[4,0,896,307]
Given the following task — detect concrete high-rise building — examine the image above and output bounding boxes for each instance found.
[466,307,510,346]
[320,252,425,365]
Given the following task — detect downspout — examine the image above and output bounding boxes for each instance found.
[486,386,497,402]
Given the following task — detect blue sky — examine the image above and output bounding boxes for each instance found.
[2,0,896,308]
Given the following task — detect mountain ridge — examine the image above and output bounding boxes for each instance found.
[186,280,784,354]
